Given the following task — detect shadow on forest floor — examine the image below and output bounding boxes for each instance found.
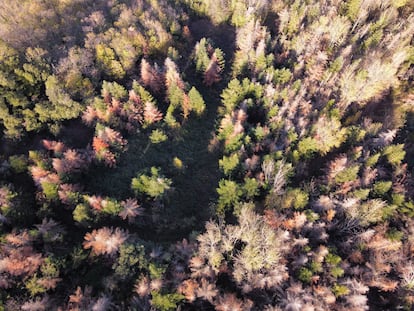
[84,18,236,242]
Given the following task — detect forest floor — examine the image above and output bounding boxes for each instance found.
[83,18,237,242]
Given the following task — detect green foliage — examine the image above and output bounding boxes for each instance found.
[392,0,409,8]
[305,209,320,222]
[41,182,59,201]
[231,2,248,26]
[298,267,313,284]
[221,79,244,113]
[329,57,344,73]
[372,181,392,197]
[224,134,245,154]
[25,275,46,296]
[188,87,205,116]
[310,261,323,273]
[392,193,405,206]
[219,153,240,176]
[102,81,127,100]
[0,185,16,215]
[366,153,381,167]
[173,157,183,170]
[149,263,166,279]
[352,188,370,200]
[331,266,345,278]
[132,81,155,104]
[150,129,168,144]
[113,244,146,278]
[326,253,342,266]
[194,38,210,73]
[383,144,406,166]
[41,257,60,278]
[386,228,404,242]
[131,167,172,199]
[347,126,366,143]
[243,177,260,199]
[332,284,350,297]
[151,291,184,311]
[335,165,360,184]
[345,0,362,22]
[297,137,319,159]
[281,188,309,210]
[101,198,122,215]
[216,179,242,214]
[167,85,184,109]
[400,201,414,217]
[96,44,125,79]
[0,0,413,309]
[39,75,83,128]
[73,204,92,223]
[8,155,28,173]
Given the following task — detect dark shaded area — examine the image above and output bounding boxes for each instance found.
[82,17,236,242]
[188,18,236,64]
[57,119,94,149]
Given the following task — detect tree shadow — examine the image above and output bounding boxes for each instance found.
[188,18,236,64]
[83,17,237,242]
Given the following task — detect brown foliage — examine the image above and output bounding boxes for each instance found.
[119,198,142,222]
[140,59,164,93]
[204,57,221,86]
[0,242,43,278]
[92,137,109,153]
[83,227,128,256]
[215,293,244,311]
[42,140,66,154]
[144,102,163,124]
[179,279,199,302]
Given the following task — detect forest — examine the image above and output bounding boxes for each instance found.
[0,0,413,310]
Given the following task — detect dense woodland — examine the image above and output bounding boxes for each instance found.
[0,0,413,310]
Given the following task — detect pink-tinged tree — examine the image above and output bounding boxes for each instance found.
[83,227,129,256]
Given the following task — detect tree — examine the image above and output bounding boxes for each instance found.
[193,38,210,73]
[140,59,164,93]
[219,153,240,176]
[216,179,242,214]
[131,167,172,199]
[150,291,184,311]
[383,144,406,166]
[188,87,205,116]
[95,44,125,79]
[83,227,129,256]
[119,199,142,222]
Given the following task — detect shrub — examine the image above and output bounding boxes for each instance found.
[173,157,183,170]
